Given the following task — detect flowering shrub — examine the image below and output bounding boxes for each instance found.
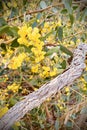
[0,0,87,129]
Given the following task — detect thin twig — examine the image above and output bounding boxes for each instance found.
[6,1,82,22]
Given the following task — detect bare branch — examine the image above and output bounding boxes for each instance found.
[0,43,87,130]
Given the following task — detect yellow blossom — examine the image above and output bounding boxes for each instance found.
[18,25,28,37]
[0,106,8,118]
[32,48,45,62]
[56,20,61,26]
[42,66,50,71]
[7,83,20,92]
[50,68,57,77]
[17,37,29,46]
[77,39,80,44]
[65,87,70,96]
[27,27,32,34]
[15,121,21,126]
[40,66,50,78]
[31,64,39,73]
[57,103,64,110]
[8,53,27,69]
[46,34,55,42]
[0,89,8,100]
[65,87,70,92]
[70,41,75,46]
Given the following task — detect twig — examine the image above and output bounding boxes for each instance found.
[6,1,82,23]
[0,37,16,45]
[63,30,85,40]
[7,3,63,22]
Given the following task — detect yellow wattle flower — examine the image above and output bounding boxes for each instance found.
[0,106,8,118]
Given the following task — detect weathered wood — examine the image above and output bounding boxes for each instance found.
[0,43,87,130]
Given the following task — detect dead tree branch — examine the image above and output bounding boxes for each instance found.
[0,43,87,130]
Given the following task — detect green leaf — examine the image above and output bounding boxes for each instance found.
[41,31,53,40]
[0,43,7,51]
[61,9,67,14]
[9,7,18,18]
[36,13,42,19]
[57,27,63,41]
[32,21,37,28]
[20,45,32,53]
[0,17,7,26]
[30,79,38,86]
[59,45,73,56]
[52,7,58,13]
[72,85,79,90]
[73,5,78,10]
[9,26,19,36]
[65,121,72,127]
[0,25,18,36]
[9,98,18,107]
[80,107,87,114]
[0,25,9,34]
[81,33,86,42]
[11,39,19,47]
[40,1,47,9]
[69,14,74,25]
[71,36,77,43]
[63,0,72,14]
[8,26,19,37]
[80,8,87,21]
[55,119,59,130]
[83,75,87,82]
[76,8,80,20]
[46,46,60,56]
[60,60,66,69]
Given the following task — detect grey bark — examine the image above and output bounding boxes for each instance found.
[0,43,87,130]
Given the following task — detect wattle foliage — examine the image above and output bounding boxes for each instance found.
[0,0,87,129]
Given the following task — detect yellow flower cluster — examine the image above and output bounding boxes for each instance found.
[31,64,40,73]
[8,52,27,69]
[57,99,65,110]
[17,25,29,46]
[0,106,8,118]
[80,78,87,91]
[41,20,61,34]
[41,20,61,43]
[65,86,70,96]
[31,46,45,63]
[7,83,20,92]
[17,24,58,78]
[18,25,45,63]
[2,48,14,66]
[0,89,8,100]
[40,66,57,78]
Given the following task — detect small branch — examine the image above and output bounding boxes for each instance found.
[7,3,63,22]
[6,1,82,23]
[0,37,16,45]
[0,43,87,130]
[63,30,85,40]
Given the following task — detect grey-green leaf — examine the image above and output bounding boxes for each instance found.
[63,0,72,14]
[40,1,47,9]
[59,45,73,56]
[57,27,63,41]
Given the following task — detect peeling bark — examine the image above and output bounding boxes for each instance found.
[0,43,87,130]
